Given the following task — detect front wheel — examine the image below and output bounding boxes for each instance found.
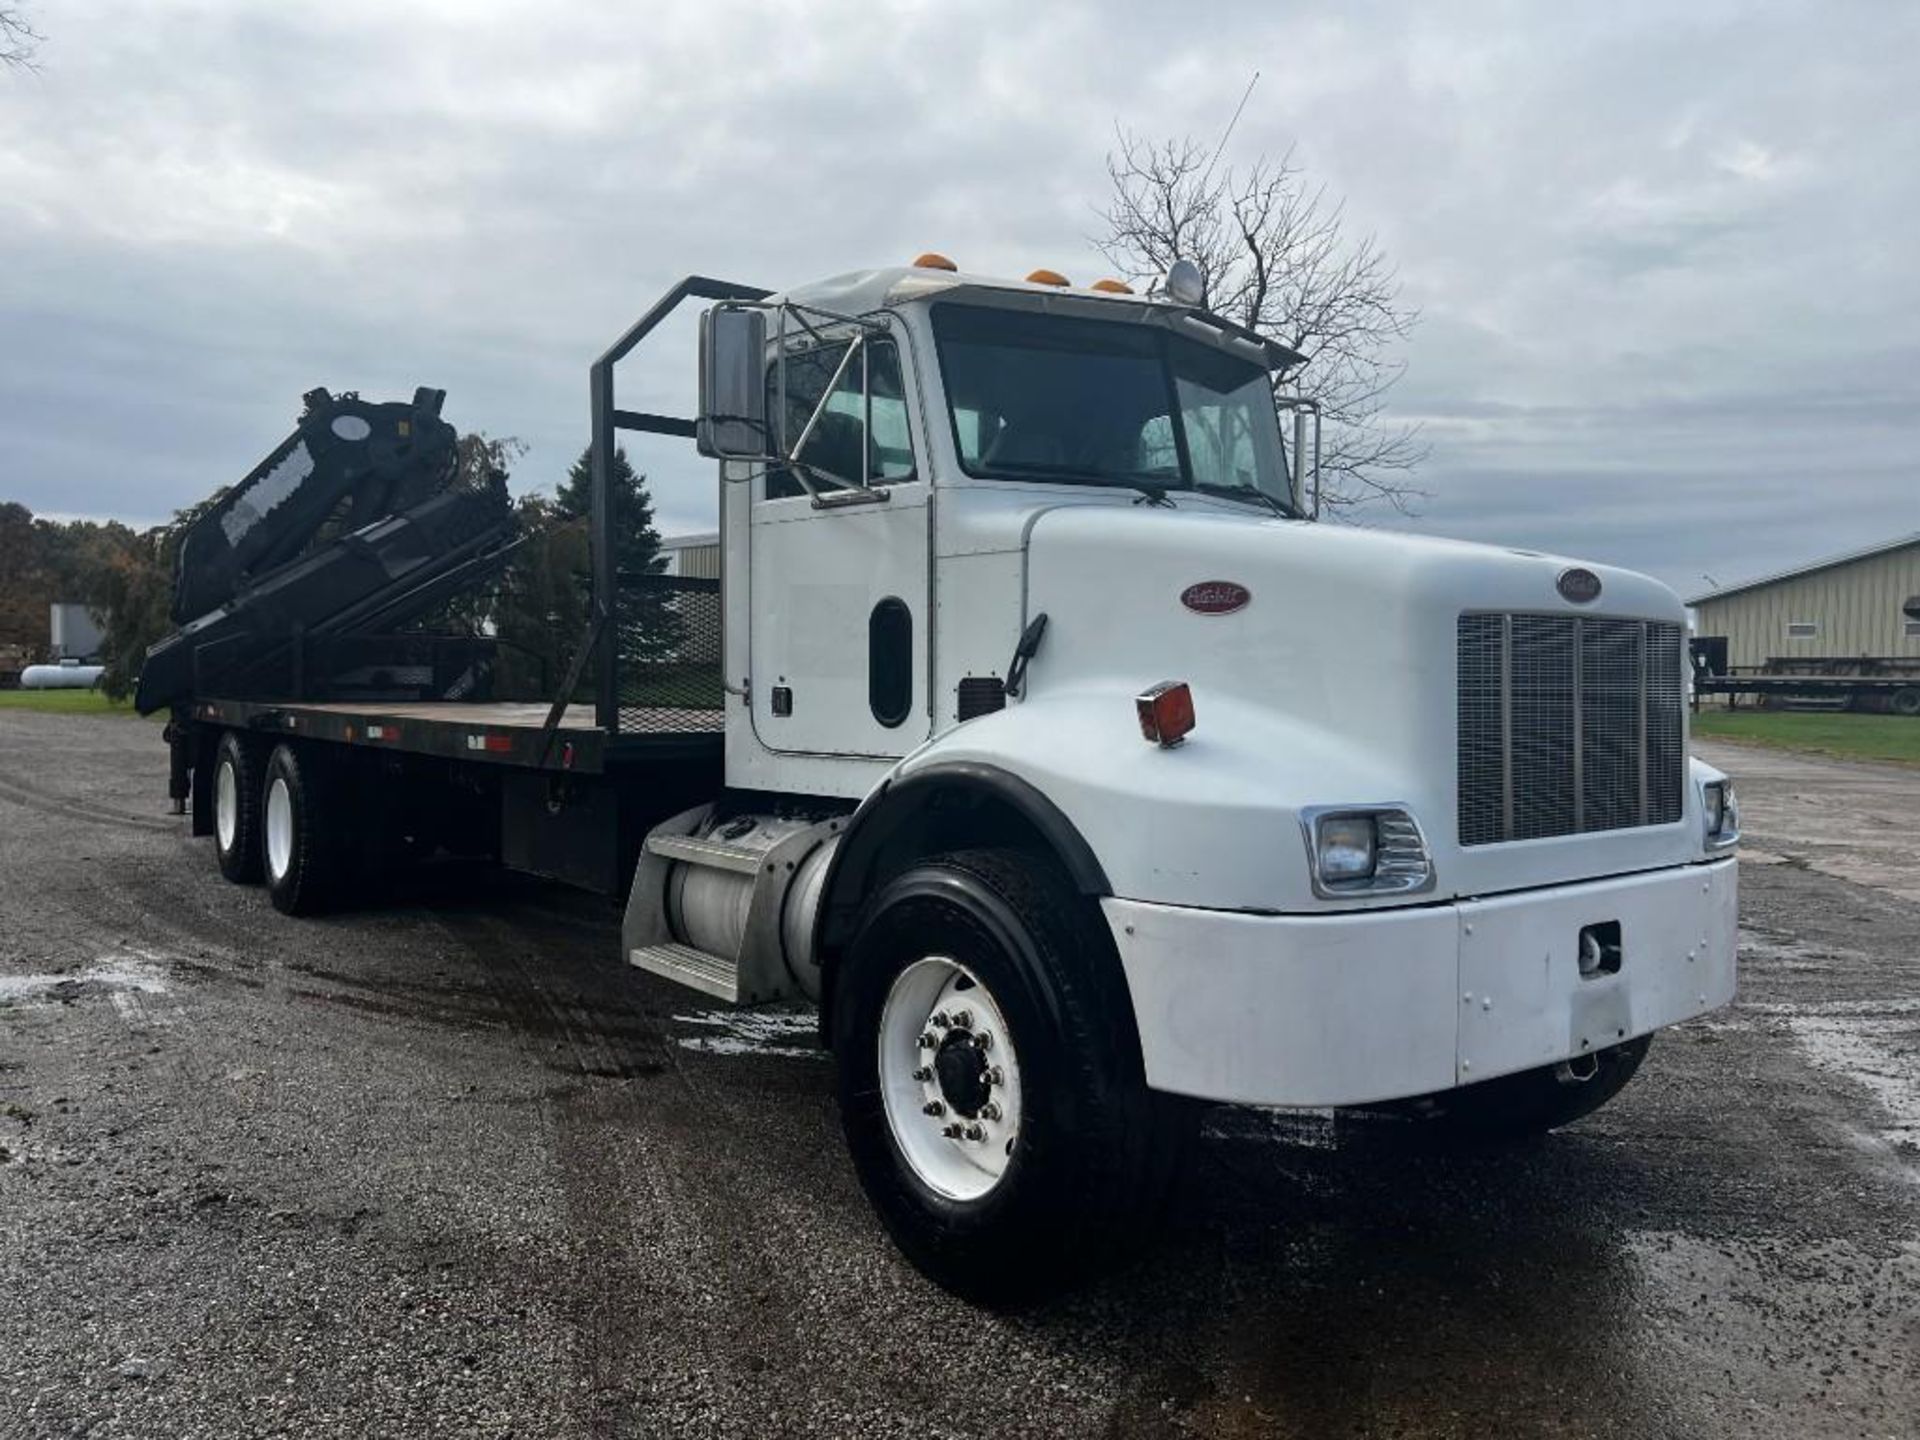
[833,848,1192,1303]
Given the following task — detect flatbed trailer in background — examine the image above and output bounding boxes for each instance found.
[1691,650,1920,715]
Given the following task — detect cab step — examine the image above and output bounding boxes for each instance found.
[629,941,739,1003]
[643,830,765,875]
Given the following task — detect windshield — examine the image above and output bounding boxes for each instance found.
[931,303,1295,509]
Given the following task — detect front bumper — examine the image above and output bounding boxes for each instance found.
[1104,858,1737,1107]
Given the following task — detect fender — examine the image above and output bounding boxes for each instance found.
[812,758,1110,1030]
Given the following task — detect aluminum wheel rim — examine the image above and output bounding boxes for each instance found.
[215,759,238,852]
[265,776,293,881]
[877,956,1023,1202]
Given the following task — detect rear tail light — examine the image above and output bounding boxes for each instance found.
[1135,681,1195,747]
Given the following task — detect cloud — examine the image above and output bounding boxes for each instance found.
[1,0,1914,593]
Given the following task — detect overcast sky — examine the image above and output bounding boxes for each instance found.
[2,0,1913,598]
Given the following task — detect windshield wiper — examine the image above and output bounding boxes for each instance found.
[975,458,1181,506]
[1194,482,1297,519]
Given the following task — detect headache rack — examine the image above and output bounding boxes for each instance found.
[532,276,770,754]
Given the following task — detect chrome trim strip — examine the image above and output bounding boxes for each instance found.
[1571,618,1585,833]
[1499,615,1514,842]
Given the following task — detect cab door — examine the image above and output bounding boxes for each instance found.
[747,326,930,758]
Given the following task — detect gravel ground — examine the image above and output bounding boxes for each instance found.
[1,714,1915,1439]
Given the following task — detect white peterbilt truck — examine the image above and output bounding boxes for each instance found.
[149,256,1740,1299]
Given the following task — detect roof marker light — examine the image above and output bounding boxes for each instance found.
[912,252,958,271]
[1026,268,1071,287]
[1090,278,1135,294]
[1135,681,1195,747]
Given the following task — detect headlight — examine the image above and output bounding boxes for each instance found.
[1316,814,1378,882]
[1703,779,1739,848]
[1302,806,1435,898]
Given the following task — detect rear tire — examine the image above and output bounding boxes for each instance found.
[832,848,1193,1303]
[1892,687,1920,718]
[1410,1036,1652,1140]
[212,731,264,884]
[261,743,342,916]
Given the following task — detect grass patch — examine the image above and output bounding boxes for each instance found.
[0,688,142,717]
[1692,707,1920,766]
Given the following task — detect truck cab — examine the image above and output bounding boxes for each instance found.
[609,257,1739,1297]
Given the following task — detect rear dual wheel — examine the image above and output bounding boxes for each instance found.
[261,742,342,916]
[212,731,264,884]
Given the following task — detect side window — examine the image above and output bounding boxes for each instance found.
[764,338,915,499]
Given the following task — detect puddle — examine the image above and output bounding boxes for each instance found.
[671,1008,822,1059]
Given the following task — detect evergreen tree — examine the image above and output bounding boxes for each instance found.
[554,445,666,580]
[555,446,686,682]
[491,493,589,699]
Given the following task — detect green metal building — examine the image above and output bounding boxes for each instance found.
[1688,534,1920,670]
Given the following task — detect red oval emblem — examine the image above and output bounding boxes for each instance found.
[1180,581,1251,615]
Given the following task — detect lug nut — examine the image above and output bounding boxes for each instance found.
[975,1031,992,1052]
[942,1123,964,1139]
[922,1100,945,1117]
[951,1009,974,1029]
[985,1065,1004,1086]
[980,1102,1002,1122]
[918,1032,938,1050]
[932,1011,951,1029]
[912,1066,933,1082]
[963,1123,986,1142]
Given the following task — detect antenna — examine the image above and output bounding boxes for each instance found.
[1201,70,1261,188]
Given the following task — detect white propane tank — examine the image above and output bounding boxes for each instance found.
[20,661,105,690]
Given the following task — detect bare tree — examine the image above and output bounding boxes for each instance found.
[2,6,41,69]
[1096,131,1427,513]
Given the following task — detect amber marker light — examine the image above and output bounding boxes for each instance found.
[1135,681,1196,747]
[912,253,958,271]
[1025,268,1071,287]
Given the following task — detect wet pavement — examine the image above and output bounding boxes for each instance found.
[1,712,1915,1438]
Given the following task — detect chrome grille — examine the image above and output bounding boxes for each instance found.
[1457,614,1685,846]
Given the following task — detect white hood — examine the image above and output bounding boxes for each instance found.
[914,504,1706,910]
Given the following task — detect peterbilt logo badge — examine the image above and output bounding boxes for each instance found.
[1556,567,1602,604]
[1180,581,1251,615]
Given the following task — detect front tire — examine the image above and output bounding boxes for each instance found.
[261,743,342,916]
[832,848,1191,1303]
[212,731,264,884]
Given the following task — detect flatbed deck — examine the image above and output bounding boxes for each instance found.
[194,696,724,773]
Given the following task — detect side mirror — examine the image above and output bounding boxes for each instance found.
[1277,396,1322,519]
[1293,408,1314,519]
[696,305,768,459]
